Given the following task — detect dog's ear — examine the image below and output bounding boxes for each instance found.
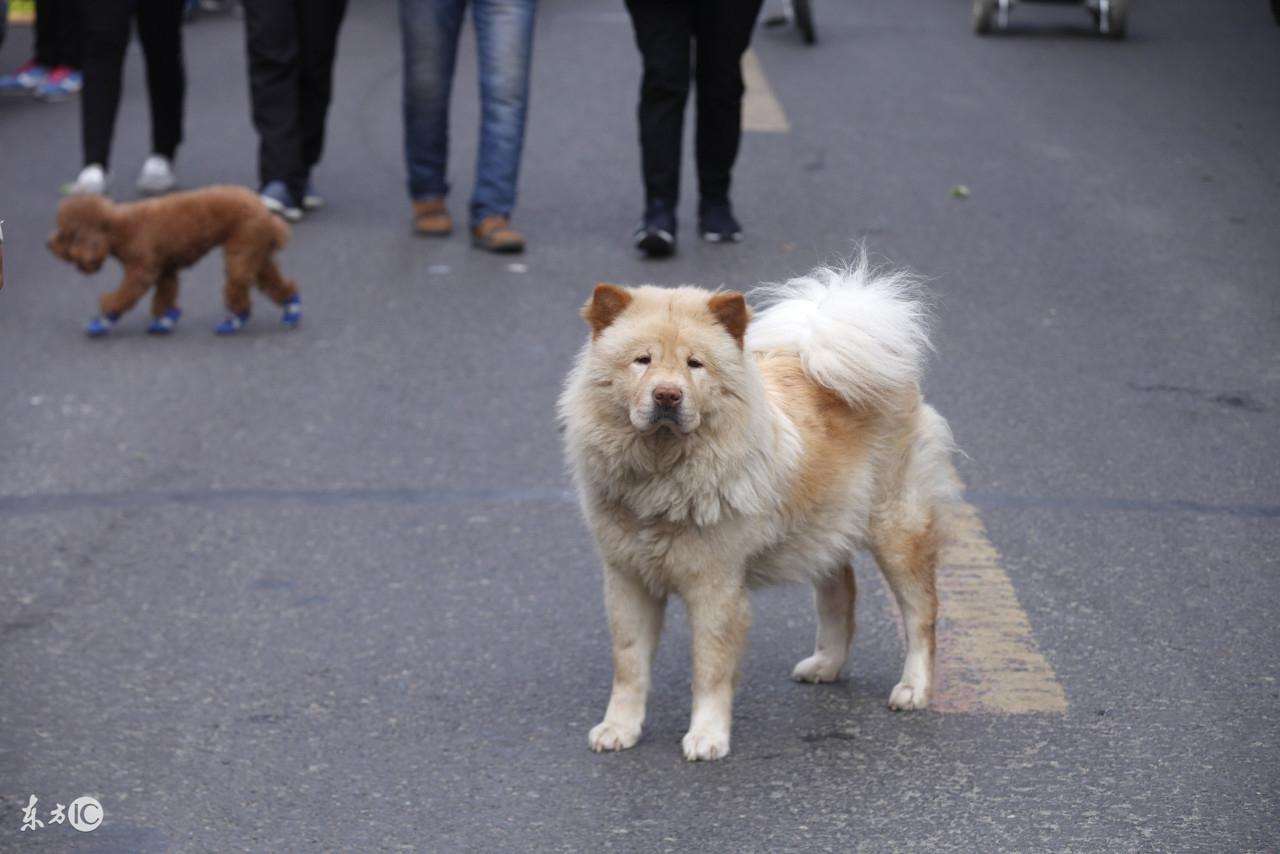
[72,229,109,271]
[582,283,632,337]
[707,291,750,348]
[47,228,68,259]
[50,196,113,269]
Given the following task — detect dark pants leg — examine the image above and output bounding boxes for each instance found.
[244,0,304,195]
[244,0,346,199]
[79,0,131,168]
[624,0,692,209]
[297,0,347,172]
[34,0,58,66]
[35,0,82,68]
[136,0,185,160]
[693,0,762,203]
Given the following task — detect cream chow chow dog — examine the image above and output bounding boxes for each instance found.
[559,257,959,761]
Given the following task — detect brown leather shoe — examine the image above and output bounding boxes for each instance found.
[470,215,525,254]
[412,198,453,236]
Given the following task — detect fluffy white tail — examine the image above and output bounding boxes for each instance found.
[746,255,932,405]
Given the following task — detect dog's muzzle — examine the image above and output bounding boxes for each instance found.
[648,384,684,427]
[649,403,682,426]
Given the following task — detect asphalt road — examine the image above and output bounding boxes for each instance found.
[2,1,1278,851]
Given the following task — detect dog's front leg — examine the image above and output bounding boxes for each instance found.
[589,566,665,753]
[682,575,751,761]
[99,267,157,317]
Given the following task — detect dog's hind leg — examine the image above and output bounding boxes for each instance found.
[215,251,260,335]
[589,566,666,754]
[222,255,255,317]
[256,259,301,328]
[871,511,940,711]
[791,562,856,683]
[255,258,298,305]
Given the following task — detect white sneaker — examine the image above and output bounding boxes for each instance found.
[137,155,177,195]
[68,164,108,195]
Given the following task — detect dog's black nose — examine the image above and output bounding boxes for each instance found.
[653,385,683,407]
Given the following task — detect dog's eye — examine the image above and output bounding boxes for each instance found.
[687,358,703,369]
[635,355,651,365]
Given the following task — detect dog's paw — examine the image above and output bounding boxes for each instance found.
[588,720,641,753]
[214,311,250,336]
[888,680,930,711]
[84,312,120,338]
[146,307,181,335]
[281,293,301,329]
[681,726,730,761]
[791,653,843,684]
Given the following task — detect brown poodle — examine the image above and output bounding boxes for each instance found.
[48,186,301,337]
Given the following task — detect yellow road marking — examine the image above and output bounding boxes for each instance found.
[741,49,790,133]
[931,497,1069,714]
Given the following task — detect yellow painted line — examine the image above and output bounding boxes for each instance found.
[741,49,790,133]
[930,494,1068,714]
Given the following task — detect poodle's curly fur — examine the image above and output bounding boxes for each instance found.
[48,186,297,321]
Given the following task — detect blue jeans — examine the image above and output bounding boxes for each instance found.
[400,0,537,227]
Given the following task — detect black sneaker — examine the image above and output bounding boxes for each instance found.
[634,200,677,258]
[699,198,743,243]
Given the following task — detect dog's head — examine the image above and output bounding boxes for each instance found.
[578,283,751,436]
[47,195,114,274]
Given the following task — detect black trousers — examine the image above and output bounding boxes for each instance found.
[34,0,81,69]
[624,0,764,208]
[80,0,185,169]
[243,0,348,199]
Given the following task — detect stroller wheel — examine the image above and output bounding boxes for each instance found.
[973,0,998,34]
[1100,0,1128,38]
[793,0,816,44]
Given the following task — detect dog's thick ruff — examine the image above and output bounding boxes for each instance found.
[48,186,299,334]
[560,257,958,761]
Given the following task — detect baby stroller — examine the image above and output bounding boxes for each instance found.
[763,0,816,45]
[973,0,1129,39]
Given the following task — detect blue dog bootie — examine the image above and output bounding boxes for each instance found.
[146,307,182,335]
[214,310,250,336]
[84,311,121,338]
[281,293,301,329]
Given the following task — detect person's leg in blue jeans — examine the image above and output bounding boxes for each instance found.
[469,0,536,231]
[400,0,465,235]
